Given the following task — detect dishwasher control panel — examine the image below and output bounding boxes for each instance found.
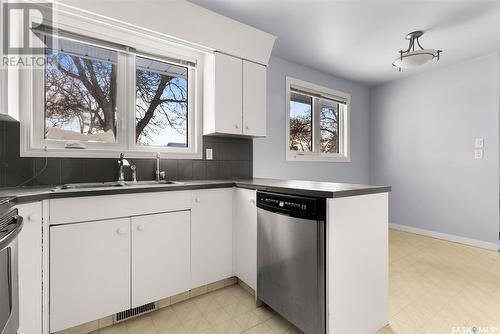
[256,191,326,220]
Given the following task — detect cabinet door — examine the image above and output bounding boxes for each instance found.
[191,189,233,288]
[233,188,257,290]
[50,219,130,332]
[214,52,243,135]
[131,211,190,307]
[243,60,267,137]
[17,202,42,334]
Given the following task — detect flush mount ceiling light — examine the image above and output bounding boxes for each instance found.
[392,31,442,71]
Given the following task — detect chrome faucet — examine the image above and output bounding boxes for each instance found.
[130,165,137,182]
[155,152,166,181]
[118,153,130,183]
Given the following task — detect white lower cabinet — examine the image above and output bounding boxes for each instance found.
[232,188,257,290]
[50,218,131,332]
[17,202,43,334]
[131,211,190,307]
[191,189,233,288]
[47,187,259,332]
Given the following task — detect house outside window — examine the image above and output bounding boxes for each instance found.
[286,77,350,162]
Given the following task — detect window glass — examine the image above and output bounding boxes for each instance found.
[135,56,188,147]
[286,78,349,161]
[289,92,312,152]
[319,101,340,154]
[44,35,118,143]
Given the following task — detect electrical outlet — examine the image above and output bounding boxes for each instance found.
[474,149,484,160]
[206,148,213,160]
[475,138,484,149]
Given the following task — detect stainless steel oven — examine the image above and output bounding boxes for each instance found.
[0,200,23,334]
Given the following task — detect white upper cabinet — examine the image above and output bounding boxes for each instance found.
[131,211,191,308]
[191,189,233,288]
[50,218,131,332]
[204,52,267,137]
[243,60,267,136]
[215,53,244,135]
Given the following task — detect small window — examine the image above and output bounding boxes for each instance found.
[44,35,118,143]
[286,77,350,162]
[135,56,188,148]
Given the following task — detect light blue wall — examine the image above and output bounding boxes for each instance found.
[253,56,371,183]
[369,54,500,243]
[255,54,500,244]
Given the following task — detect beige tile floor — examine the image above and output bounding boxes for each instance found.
[93,284,301,334]
[89,229,500,334]
[380,229,500,334]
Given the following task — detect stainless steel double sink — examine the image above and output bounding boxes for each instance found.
[51,180,183,192]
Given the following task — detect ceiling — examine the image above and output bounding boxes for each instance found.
[189,0,500,86]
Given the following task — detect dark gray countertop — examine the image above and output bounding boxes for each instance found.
[0,178,391,204]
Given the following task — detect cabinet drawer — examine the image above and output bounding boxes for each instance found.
[49,191,191,224]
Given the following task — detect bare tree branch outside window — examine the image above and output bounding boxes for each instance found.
[135,56,188,147]
[289,93,312,151]
[45,42,117,143]
[320,104,339,153]
[44,36,189,147]
[289,92,341,155]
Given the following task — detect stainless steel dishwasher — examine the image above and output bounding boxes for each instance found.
[257,191,326,334]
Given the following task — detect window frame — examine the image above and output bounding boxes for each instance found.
[20,8,204,159]
[285,77,351,162]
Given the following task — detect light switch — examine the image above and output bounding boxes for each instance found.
[206,148,213,160]
[475,138,484,148]
[474,149,484,160]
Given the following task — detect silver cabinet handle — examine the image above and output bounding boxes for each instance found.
[116,227,127,235]
[195,197,201,203]
[250,198,255,205]
[27,214,38,222]
[234,124,239,128]
[137,224,145,232]
[245,125,249,130]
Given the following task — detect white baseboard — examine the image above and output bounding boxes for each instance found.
[389,223,499,251]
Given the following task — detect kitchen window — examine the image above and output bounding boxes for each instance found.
[21,12,202,158]
[286,77,350,162]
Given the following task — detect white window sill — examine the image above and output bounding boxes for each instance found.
[21,147,202,159]
[286,152,351,163]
